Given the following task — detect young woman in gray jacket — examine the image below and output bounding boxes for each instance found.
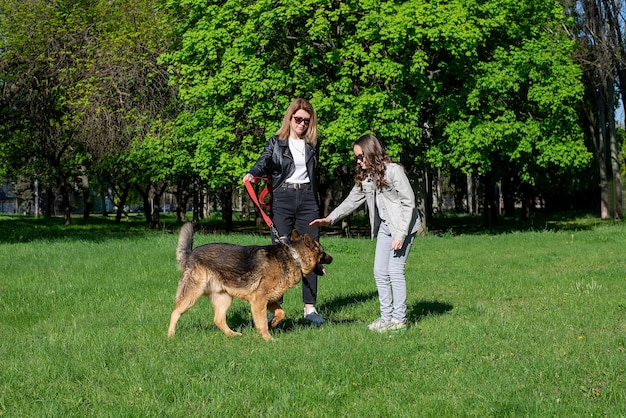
[310,134,421,332]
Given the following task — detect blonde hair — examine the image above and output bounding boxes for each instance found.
[276,98,318,146]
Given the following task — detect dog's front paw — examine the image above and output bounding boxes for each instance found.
[269,309,286,329]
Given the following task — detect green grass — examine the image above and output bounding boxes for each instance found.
[1,214,625,416]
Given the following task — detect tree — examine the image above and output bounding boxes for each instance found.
[161,0,307,230]
[161,0,594,228]
[0,0,94,225]
[160,0,439,227]
[65,0,179,225]
[569,0,625,219]
[2,0,602,228]
[1,0,178,225]
[426,0,592,224]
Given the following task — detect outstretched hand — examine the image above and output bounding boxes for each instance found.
[309,217,331,227]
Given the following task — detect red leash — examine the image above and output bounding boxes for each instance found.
[244,177,281,241]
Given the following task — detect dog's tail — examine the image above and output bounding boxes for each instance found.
[176,222,194,270]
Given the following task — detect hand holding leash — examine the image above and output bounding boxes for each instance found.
[244,176,281,242]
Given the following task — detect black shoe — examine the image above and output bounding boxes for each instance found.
[304,309,326,326]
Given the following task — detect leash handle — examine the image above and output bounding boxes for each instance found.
[244,177,281,241]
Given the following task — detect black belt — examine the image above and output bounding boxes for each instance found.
[281,182,311,190]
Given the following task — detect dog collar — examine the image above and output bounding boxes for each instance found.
[288,246,302,269]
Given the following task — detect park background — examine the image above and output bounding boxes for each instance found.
[2,2,626,416]
[1,0,626,230]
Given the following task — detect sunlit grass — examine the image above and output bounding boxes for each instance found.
[1,216,625,416]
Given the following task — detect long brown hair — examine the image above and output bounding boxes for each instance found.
[276,98,318,146]
[354,134,393,190]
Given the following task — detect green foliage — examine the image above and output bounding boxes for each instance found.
[160,0,435,185]
[428,0,591,191]
[0,0,87,186]
[159,0,591,200]
[0,0,178,218]
[1,0,604,220]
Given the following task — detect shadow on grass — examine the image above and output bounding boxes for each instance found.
[321,210,622,237]
[0,215,156,243]
[259,291,380,335]
[318,290,378,316]
[182,293,453,338]
[2,209,622,243]
[202,291,379,337]
[0,213,269,244]
[408,300,454,323]
[425,210,618,236]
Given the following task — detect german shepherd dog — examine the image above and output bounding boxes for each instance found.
[168,223,333,341]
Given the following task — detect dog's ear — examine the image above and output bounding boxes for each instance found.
[291,229,301,240]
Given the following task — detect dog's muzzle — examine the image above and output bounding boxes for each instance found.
[314,252,333,276]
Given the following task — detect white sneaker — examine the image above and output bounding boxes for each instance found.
[368,318,391,332]
[387,318,407,332]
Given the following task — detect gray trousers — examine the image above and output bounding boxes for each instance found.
[373,221,415,323]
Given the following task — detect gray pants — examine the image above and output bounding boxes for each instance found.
[373,221,415,323]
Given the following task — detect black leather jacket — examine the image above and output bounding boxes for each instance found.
[248,135,320,206]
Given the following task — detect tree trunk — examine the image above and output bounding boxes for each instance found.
[607,89,623,218]
[114,185,129,223]
[136,185,152,226]
[151,202,161,229]
[423,168,434,221]
[520,183,534,220]
[82,188,92,219]
[151,188,164,229]
[58,175,72,226]
[575,0,624,219]
[60,183,72,226]
[466,174,478,215]
[43,186,53,217]
[192,188,200,224]
[481,172,498,227]
[596,92,611,220]
[434,167,443,214]
[221,185,233,233]
[102,194,108,217]
[501,175,516,217]
[199,189,206,219]
[175,183,190,223]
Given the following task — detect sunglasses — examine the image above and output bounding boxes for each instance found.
[355,154,364,162]
[292,116,311,125]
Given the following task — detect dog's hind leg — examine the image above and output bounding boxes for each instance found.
[211,292,242,337]
[267,301,285,329]
[249,297,273,341]
[168,279,205,338]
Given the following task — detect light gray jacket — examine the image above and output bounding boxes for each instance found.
[327,163,421,243]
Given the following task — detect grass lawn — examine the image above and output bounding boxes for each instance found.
[0,214,625,417]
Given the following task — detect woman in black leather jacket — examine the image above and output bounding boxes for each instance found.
[243,98,325,326]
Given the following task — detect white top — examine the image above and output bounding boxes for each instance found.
[286,138,309,183]
[376,192,386,221]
